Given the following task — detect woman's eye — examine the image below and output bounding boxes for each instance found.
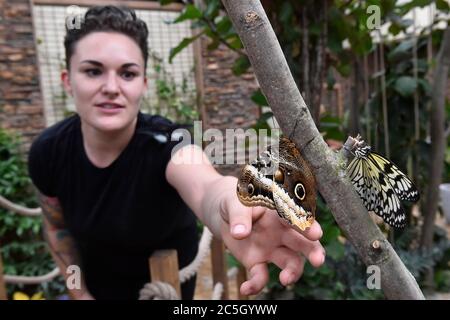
[85,69,101,77]
[121,71,137,80]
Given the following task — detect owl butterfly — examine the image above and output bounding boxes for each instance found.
[346,135,420,228]
[236,137,317,231]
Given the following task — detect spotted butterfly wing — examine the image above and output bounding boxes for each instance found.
[347,141,419,228]
[236,137,317,232]
[367,152,419,202]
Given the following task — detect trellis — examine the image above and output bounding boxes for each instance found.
[31,0,199,126]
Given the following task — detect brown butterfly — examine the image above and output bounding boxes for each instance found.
[236,137,317,231]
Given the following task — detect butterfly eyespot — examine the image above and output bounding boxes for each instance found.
[274,169,284,183]
[294,183,306,200]
[247,183,255,195]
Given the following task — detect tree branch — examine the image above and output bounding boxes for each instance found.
[221,0,424,300]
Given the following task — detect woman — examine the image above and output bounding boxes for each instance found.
[28,5,325,300]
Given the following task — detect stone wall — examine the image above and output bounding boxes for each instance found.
[0,0,46,152]
[201,42,261,176]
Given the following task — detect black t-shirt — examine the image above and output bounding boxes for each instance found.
[28,111,198,299]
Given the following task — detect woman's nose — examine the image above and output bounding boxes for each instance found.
[101,72,119,96]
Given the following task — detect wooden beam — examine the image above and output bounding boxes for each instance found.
[0,249,7,300]
[149,249,181,298]
[210,237,229,299]
[31,0,184,12]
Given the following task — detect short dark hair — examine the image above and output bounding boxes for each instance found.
[64,5,149,70]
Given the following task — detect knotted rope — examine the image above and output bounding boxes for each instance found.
[0,195,41,216]
[139,226,228,300]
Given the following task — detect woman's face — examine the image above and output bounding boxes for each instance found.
[62,32,147,133]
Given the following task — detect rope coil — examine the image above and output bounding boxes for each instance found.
[139,281,180,300]
[139,227,227,300]
[4,268,60,285]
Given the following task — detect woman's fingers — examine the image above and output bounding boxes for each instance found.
[240,263,269,296]
[299,220,323,241]
[221,197,253,239]
[281,229,326,267]
[270,247,305,286]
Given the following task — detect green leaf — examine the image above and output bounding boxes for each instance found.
[436,0,450,11]
[328,35,343,54]
[321,225,341,244]
[215,17,232,34]
[169,32,204,63]
[388,23,403,36]
[228,35,243,50]
[417,78,431,95]
[206,37,220,51]
[320,115,344,141]
[326,68,336,89]
[253,112,274,134]
[388,39,414,62]
[309,23,322,37]
[279,2,293,24]
[251,90,268,106]
[399,0,433,14]
[348,32,373,56]
[394,76,418,97]
[173,4,202,23]
[325,241,345,260]
[232,56,250,76]
[335,62,351,77]
[204,0,220,19]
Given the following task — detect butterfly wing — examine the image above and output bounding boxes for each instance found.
[347,157,375,211]
[368,152,420,202]
[348,157,407,228]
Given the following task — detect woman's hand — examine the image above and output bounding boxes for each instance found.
[218,184,325,296]
[166,146,325,296]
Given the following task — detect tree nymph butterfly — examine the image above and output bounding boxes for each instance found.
[345,136,420,228]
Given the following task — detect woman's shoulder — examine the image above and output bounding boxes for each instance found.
[136,112,189,144]
[30,114,80,150]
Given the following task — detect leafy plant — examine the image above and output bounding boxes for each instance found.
[141,53,199,124]
[0,128,66,299]
[158,0,450,299]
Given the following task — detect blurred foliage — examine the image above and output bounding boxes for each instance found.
[158,0,450,299]
[445,100,450,183]
[141,53,199,124]
[0,129,66,299]
[366,36,433,193]
[263,197,450,300]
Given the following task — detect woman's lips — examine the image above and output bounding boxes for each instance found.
[94,103,125,114]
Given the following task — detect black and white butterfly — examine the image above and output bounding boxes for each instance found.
[346,138,419,228]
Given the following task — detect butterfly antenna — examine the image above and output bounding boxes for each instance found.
[288,119,300,140]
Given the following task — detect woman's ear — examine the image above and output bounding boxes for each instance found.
[143,75,148,90]
[61,69,73,96]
